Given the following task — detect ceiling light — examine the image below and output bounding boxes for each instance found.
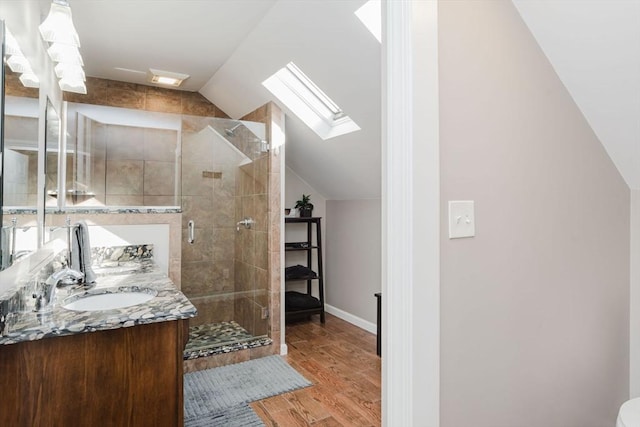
[6,55,33,74]
[47,43,84,65]
[58,77,87,94]
[4,28,23,56]
[19,73,40,88]
[40,1,87,94]
[147,69,190,87]
[39,0,80,47]
[55,62,86,81]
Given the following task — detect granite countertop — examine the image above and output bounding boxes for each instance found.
[0,253,196,345]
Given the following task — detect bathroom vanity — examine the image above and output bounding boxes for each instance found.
[0,245,196,427]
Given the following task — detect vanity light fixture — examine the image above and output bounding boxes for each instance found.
[6,55,33,74]
[5,27,40,88]
[4,28,22,56]
[54,62,85,81]
[147,68,190,88]
[19,72,41,89]
[39,0,86,94]
[47,43,84,65]
[38,0,80,47]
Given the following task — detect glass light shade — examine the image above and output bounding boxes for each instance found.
[55,62,86,81]
[7,55,34,74]
[47,43,84,65]
[4,28,23,56]
[59,76,87,94]
[39,2,80,47]
[19,73,40,88]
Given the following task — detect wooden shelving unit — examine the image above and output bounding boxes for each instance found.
[284,217,325,323]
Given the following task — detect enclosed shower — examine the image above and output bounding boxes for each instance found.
[180,115,272,359]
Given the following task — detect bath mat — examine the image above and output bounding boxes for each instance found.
[184,404,263,427]
[184,355,312,426]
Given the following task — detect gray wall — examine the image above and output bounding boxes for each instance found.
[284,167,326,297]
[325,199,381,325]
[439,1,630,426]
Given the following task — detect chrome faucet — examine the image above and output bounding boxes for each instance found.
[32,268,84,313]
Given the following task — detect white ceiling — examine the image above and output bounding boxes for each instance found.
[71,0,277,92]
[12,1,635,198]
[513,0,640,190]
[67,0,381,200]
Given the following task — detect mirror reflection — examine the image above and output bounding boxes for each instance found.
[65,103,181,207]
[1,68,41,271]
[3,95,39,208]
[45,98,60,208]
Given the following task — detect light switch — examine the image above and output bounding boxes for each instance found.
[448,200,475,239]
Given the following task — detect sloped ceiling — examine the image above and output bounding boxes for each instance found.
[70,0,277,92]
[513,0,640,190]
[200,0,381,200]
[20,0,381,200]
[6,1,637,198]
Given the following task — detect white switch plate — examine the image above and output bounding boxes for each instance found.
[448,200,475,239]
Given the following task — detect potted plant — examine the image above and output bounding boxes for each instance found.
[295,194,314,217]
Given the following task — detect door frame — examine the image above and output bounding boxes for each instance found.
[383,1,440,425]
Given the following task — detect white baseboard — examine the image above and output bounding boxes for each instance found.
[280,343,288,355]
[325,304,377,334]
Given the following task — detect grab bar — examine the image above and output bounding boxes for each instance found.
[188,220,195,244]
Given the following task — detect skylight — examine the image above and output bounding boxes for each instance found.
[263,62,360,140]
[355,0,381,43]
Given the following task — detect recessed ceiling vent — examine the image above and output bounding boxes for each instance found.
[147,68,190,87]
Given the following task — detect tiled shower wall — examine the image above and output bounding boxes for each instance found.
[234,151,270,336]
[180,116,238,326]
[239,102,284,356]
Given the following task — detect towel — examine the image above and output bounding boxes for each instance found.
[70,221,96,284]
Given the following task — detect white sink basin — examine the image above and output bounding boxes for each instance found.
[62,287,157,311]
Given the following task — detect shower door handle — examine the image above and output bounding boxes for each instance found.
[188,220,195,244]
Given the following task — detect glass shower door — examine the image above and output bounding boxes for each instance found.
[181,115,270,356]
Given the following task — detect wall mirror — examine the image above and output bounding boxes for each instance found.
[43,98,60,245]
[1,39,41,270]
[3,95,39,208]
[0,20,4,270]
[64,102,181,208]
[45,98,60,207]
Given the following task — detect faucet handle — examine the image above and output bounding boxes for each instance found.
[32,282,55,313]
[48,268,84,288]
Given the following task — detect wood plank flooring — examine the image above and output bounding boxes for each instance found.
[251,314,381,426]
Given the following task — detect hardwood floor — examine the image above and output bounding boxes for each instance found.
[251,314,381,426]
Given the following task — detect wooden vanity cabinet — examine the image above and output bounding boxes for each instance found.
[0,319,189,427]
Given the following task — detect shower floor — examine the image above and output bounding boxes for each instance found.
[183,321,272,360]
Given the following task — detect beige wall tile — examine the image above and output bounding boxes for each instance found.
[182,163,215,196]
[145,93,182,114]
[144,128,179,162]
[105,195,144,206]
[106,125,144,160]
[143,160,176,195]
[143,195,179,206]
[182,227,214,263]
[105,160,143,194]
[181,195,214,228]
